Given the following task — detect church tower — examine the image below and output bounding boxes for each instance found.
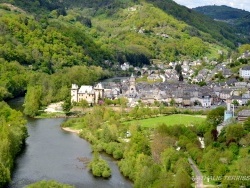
[94,82,104,104]
[126,73,137,98]
[71,84,79,103]
[129,73,136,93]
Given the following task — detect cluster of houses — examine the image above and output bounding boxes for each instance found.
[71,51,250,120]
[119,54,250,84]
[71,73,250,108]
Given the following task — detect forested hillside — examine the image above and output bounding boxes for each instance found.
[193,5,250,34]
[0,0,245,67]
[0,8,111,72]
[146,0,249,47]
[0,0,249,51]
[193,5,249,20]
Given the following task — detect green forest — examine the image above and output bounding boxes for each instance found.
[193,5,249,20]
[0,0,249,70]
[193,5,250,34]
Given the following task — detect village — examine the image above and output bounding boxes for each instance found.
[71,51,250,122]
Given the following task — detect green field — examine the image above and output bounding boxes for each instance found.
[124,114,206,128]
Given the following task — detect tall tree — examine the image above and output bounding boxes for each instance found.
[23,85,42,117]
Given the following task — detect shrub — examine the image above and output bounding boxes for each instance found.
[88,152,111,178]
[26,180,74,188]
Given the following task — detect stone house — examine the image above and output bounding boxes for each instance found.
[183,97,191,106]
[242,92,250,105]
[71,83,104,105]
[199,93,213,107]
[238,110,250,122]
[219,89,232,100]
[147,74,161,81]
[222,68,232,78]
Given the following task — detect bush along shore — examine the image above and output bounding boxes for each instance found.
[88,151,111,178]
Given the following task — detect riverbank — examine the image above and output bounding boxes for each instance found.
[61,127,81,134]
[7,97,132,188]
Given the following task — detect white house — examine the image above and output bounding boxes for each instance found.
[240,65,250,79]
[200,95,212,107]
[121,62,130,71]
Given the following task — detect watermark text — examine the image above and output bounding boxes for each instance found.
[192,176,250,182]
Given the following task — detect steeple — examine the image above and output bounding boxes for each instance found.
[128,73,136,93]
[129,73,135,85]
[71,84,79,102]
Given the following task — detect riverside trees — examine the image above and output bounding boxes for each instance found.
[0,102,27,187]
[62,106,194,186]
[62,105,250,187]
[23,65,109,117]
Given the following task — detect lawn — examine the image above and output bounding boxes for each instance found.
[124,114,206,128]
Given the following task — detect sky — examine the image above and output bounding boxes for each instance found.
[173,0,250,12]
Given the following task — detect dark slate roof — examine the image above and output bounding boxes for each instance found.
[238,110,250,117]
[231,96,242,100]
[226,78,237,86]
[241,65,250,70]
[220,89,232,94]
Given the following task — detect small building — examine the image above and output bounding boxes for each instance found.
[121,62,130,71]
[219,89,232,100]
[239,65,250,79]
[242,92,250,105]
[238,110,250,122]
[199,94,213,107]
[147,74,161,81]
[183,96,191,106]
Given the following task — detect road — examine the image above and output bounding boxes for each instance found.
[188,157,204,188]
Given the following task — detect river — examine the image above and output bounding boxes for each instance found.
[7,98,132,188]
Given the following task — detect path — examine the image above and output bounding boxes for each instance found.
[188,157,204,188]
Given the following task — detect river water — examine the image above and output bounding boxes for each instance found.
[7,98,132,188]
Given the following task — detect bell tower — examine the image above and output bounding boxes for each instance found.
[71,84,79,102]
[94,83,104,104]
[129,73,136,93]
